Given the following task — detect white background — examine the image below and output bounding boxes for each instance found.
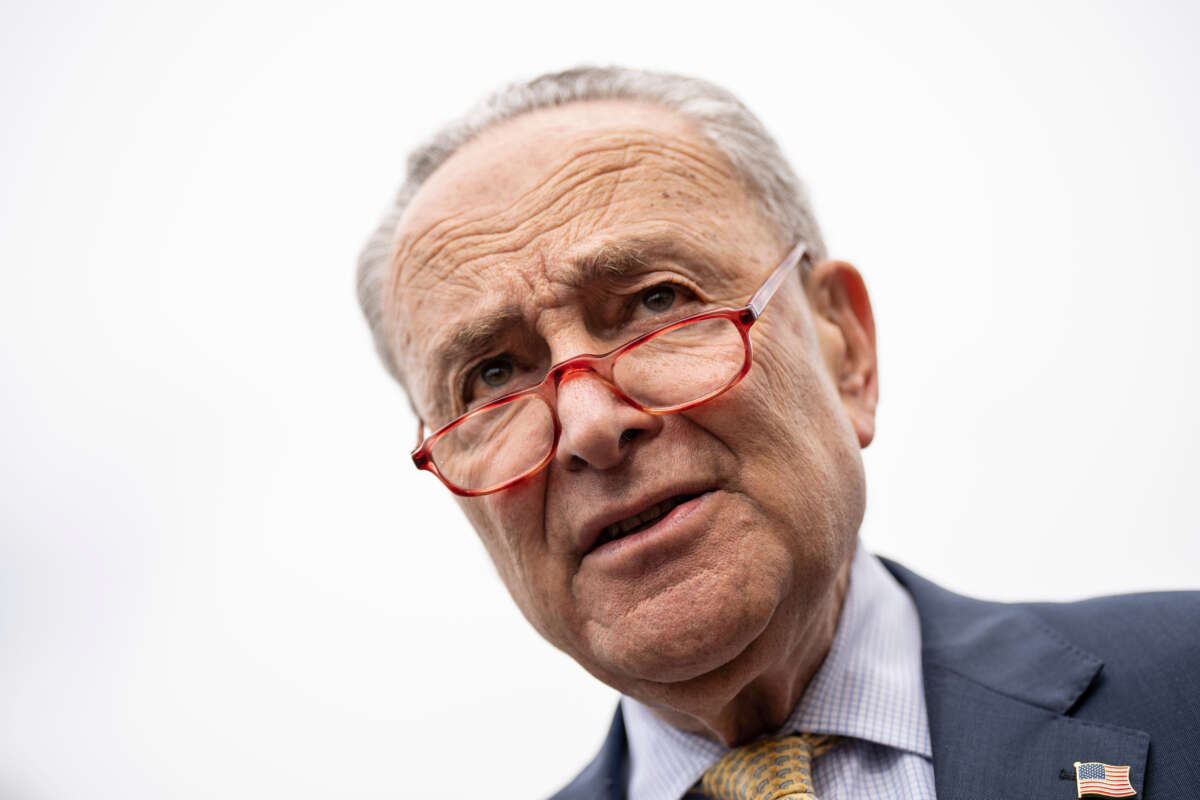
[2,1,1197,798]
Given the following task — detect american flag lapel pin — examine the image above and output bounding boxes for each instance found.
[1074,761,1137,798]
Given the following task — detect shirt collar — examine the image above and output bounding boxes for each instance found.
[621,542,932,800]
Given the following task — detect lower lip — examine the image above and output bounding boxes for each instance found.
[584,491,715,568]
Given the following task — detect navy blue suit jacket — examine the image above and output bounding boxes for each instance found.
[551,559,1200,799]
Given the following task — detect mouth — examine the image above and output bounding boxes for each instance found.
[590,492,705,551]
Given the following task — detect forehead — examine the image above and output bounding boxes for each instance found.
[397,101,725,243]
[386,100,778,408]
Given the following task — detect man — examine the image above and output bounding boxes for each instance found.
[356,67,1198,799]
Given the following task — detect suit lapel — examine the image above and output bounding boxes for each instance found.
[550,705,628,800]
[883,560,1150,800]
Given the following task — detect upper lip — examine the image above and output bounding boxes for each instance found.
[576,482,715,556]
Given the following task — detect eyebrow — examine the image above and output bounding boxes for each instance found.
[567,236,719,290]
[433,306,527,371]
[568,240,653,288]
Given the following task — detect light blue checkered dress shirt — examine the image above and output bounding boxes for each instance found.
[620,542,937,800]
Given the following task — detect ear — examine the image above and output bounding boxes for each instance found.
[806,260,878,448]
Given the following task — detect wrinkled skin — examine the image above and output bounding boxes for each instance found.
[385,101,878,745]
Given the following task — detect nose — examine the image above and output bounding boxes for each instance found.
[554,371,663,472]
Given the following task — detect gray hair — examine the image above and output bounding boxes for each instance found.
[356,65,827,387]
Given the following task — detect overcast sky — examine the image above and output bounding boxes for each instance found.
[2,1,1197,798]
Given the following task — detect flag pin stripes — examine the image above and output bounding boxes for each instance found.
[1073,761,1136,798]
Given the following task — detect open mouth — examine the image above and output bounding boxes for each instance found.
[593,492,704,549]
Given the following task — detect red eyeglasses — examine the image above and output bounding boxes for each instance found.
[412,242,809,496]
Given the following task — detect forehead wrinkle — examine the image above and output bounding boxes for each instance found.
[391,130,734,294]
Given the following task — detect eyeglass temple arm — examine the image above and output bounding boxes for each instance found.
[747,242,807,319]
[413,418,427,457]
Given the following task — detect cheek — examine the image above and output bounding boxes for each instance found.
[751,318,857,450]
[457,480,576,641]
[689,323,865,534]
[459,484,542,578]
[701,325,843,455]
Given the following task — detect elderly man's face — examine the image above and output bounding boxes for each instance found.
[387,101,876,713]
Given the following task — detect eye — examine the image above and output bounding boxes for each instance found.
[641,284,677,313]
[479,357,513,387]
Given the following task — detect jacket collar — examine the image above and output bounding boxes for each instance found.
[881,558,1102,713]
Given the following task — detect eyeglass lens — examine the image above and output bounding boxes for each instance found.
[429,316,746,492]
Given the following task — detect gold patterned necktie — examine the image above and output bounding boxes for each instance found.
[698,733,840,800]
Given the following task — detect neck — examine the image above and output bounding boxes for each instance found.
[639,554,854,747]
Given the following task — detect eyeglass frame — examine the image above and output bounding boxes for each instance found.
[411,241,810,497]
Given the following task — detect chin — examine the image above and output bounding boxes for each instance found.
[582,568,784,685]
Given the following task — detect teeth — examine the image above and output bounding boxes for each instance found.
[598,496,691,545]
[638,502,666,526]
